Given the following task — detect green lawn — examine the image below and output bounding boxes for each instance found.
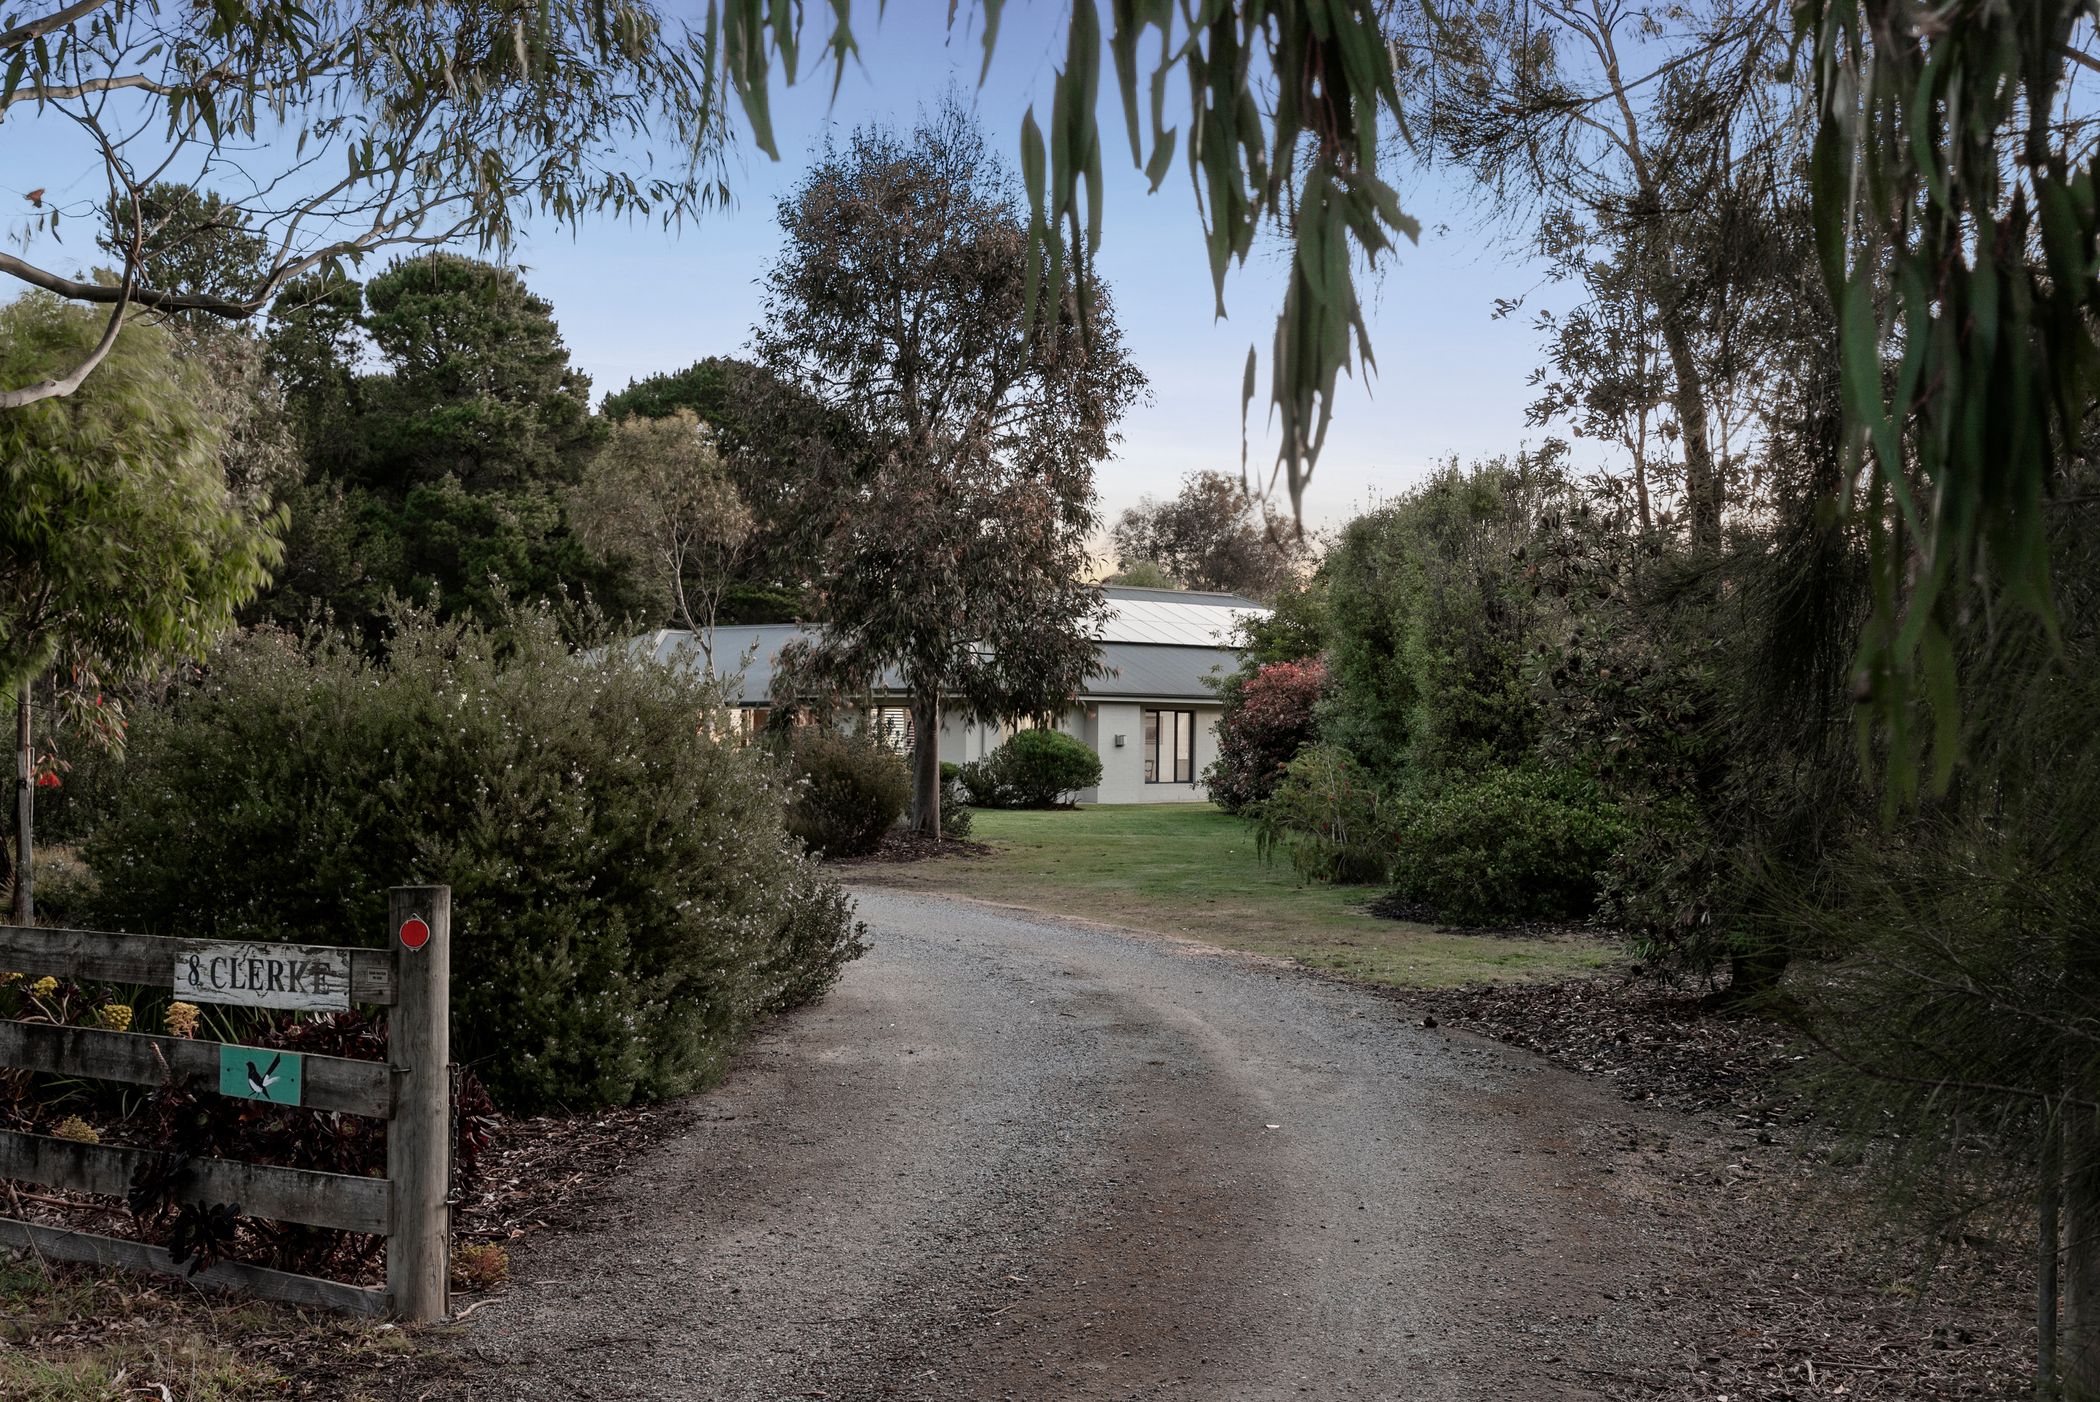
[853,803,1622,988]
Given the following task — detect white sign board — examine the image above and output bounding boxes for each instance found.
[172,942,352,1011]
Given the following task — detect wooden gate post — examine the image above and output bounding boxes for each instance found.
[385,885,450,1322]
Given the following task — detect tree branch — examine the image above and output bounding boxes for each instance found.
[0,0,112,52]
[0,251,261,318]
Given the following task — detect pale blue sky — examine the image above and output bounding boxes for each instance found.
[509,5,1564,530]
[4,4,1570,531]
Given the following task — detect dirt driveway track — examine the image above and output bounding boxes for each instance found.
[416,888,1679,1401]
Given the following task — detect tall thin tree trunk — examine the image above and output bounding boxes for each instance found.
[910,691,942,839]
[13,689,31,926]
[2065,1090,2100,1399]
[1657,309,1723,555]
[2044,1105,2063,1398]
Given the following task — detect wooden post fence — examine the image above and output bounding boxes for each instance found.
[386,884,450,1322]
[0,885,453,1321]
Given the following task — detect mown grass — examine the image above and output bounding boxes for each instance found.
[0,1256,412,1401]
[854,803,1623,988]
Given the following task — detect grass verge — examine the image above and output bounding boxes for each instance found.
[0,1255,412,1401]
[853,803,1621,988]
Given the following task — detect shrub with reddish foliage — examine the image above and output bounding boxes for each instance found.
[1204,658,1327,812]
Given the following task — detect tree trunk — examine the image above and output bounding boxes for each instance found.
[1657,307,1723,555]
[1722,942,1787,1005]
[910,692,942,838]
[2065,1087,2100,1399]
[13,689,31,926]
[2044,1107,2063,1398]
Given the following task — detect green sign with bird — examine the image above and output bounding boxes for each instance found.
[217,1046,303,1106]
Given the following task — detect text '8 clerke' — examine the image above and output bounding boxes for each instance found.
[172,942,352,1012]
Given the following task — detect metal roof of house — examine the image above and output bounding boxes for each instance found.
[643,587,1265,707]
[641,624,862,705]
[1089,641,1239,699]
[1094,586,1263,647]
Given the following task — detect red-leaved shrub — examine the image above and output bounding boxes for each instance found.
[1204,658,1327,811]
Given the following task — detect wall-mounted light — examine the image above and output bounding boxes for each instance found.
[1113,734,1125,747]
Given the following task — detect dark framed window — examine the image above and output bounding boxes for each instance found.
[1142,708,1195,784]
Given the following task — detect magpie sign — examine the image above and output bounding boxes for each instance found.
[219,1045,305,1106]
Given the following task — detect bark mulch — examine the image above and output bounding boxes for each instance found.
[452,1099,702,1249]
[1409,970,2033,1401]
[826,830,993,866]
[1416,971,1805,1120]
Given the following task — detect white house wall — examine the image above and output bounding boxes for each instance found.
[1078,701,1218,805]
[930,702,1218,805]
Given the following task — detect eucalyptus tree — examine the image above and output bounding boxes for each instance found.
[570,409,753,669]
[1406,0,1804,554]
[758,104,1144,837]
[0,0,727,408]
[601,356,861,623]
[1112,470,1314,600]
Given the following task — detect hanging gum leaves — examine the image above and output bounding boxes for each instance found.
[703,0,1418,523]
[1798,0,2100,801]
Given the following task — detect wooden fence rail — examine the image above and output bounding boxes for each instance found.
[0,925,399,1004]
[0,1021,393,1118]
[0,1129,392,1234]
[0,885,451,1321]
[0,1218,386,1316]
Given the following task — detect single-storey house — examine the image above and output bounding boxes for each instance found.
[642,586,1267,804]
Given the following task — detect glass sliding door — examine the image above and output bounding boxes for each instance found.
[1142,708,1196,784]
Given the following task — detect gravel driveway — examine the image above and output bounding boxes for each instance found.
[411,888,1681,1400]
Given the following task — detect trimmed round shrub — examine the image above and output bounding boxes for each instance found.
[78,608,866,1113]
[785,730,910,857]
[1206,658,1327,812]
[960,727,1102,808]
[1388,766,1628,926]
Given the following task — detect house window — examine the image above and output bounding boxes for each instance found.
[871,707,915,755]
[1142,708,1195,784]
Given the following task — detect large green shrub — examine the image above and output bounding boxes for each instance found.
[785,730,909,857]
[78,609,865,1113]
[959,727,1102,808]
[1253,743,1392,885]
[1388,767,1627,926]
[1319,458,1563,780]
